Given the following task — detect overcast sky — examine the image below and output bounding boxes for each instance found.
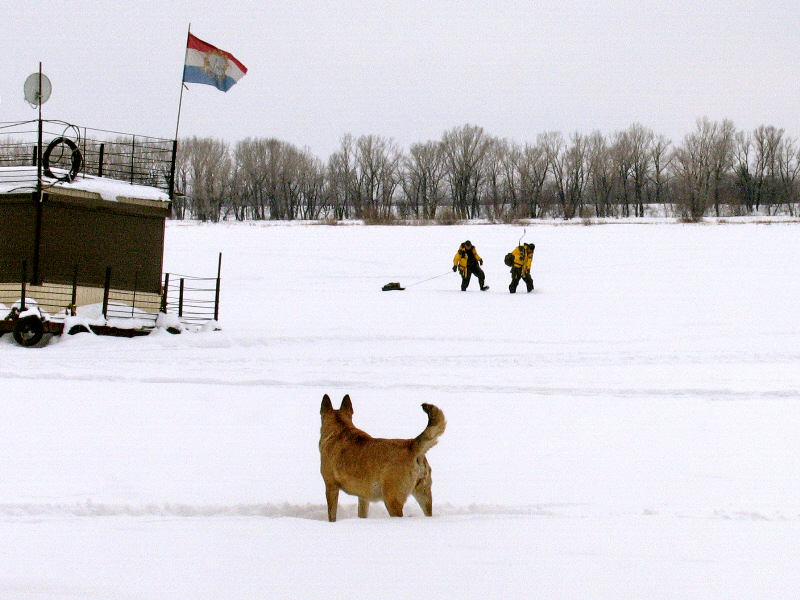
[2,1,798,158]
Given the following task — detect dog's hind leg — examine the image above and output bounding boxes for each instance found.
[413,487,433,516]
[325,483,340,522]
[412,457,434,516]
[358,497,370,518]
[384,497,405,517]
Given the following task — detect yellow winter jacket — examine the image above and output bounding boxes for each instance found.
[511,246,533,275]
[453,245,482,275]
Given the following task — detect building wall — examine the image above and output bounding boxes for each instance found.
[0,195,37,283]
[1,192,168,294]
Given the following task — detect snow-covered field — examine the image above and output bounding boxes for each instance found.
[1,220,799,599]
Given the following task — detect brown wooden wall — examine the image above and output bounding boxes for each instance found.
[0,192,168,294]
[0,195,37,284]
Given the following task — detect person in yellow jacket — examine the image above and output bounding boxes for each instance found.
[508,243,535,293]
[452,240,489,291]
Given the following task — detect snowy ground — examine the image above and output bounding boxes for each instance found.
[1,220,799,599]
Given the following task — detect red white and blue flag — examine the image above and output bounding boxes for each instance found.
[183,33,247,92]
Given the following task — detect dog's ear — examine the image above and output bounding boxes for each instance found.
[340,394,354,416]
[321,394,333,414]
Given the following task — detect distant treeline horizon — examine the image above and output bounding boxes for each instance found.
[150,118,800,222]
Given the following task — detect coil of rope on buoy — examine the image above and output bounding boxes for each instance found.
[43,136,83,183]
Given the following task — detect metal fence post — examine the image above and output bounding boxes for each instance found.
[214,252,222,321]
[161,273,170,313]
[130,136,136,184]
[102,266,111,319]
[168,139,178,201]
[178,278,184,317]
[131,272,138,317]
[71,264,78,316]
[20,260,27,311]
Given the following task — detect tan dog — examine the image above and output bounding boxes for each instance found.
[319,394,446,522]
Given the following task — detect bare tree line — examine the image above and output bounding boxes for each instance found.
[172,118,800,222]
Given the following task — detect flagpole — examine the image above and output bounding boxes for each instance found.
[175,23,191,142]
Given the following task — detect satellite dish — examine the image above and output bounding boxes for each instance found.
[24,72,52,107]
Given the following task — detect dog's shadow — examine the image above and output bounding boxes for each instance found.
[276,503,429,521]
[2,502,427,522]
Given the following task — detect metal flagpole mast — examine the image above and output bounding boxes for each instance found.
[36,62,43,202]
[33,61,44,285]
[175,24,191,141]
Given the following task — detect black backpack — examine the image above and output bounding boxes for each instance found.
[504,253,514,267]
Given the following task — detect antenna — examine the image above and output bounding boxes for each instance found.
[24,72,52,107]
[518,228,527,246]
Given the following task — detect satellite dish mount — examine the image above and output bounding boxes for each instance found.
[24,69,52,108]
[23,63,51,214]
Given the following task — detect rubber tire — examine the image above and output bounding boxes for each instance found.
[13,315,45,347]
[68,324,91,335]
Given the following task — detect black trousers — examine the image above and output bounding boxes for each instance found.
[461,264,486,291]
[509,268,533,293]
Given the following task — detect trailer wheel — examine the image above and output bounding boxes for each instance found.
[68,324,90,335]
[13,315,45,347]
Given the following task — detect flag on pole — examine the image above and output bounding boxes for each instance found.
[183,33,247,92]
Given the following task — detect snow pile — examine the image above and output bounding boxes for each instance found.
[0,166,169,203]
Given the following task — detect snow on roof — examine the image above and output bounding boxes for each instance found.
[0,166,170,204]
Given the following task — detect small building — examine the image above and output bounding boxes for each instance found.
[0,166,171,296]
[1,121,218,347]
[1,121,176,316]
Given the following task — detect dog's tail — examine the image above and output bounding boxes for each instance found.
[413,403,446,455]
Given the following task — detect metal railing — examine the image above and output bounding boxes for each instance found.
[0,120,177,198]
[0,260,75,316]
[1,259,221,329]
[161,254,222,325]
